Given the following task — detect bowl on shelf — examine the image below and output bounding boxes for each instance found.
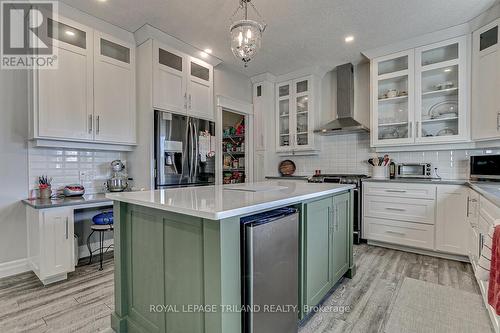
[434,81,454,90]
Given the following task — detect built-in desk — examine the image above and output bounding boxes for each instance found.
[22,194,113,285]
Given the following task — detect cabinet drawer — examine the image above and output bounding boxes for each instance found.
[364,217,435,250]
[479,195,500,225]
[364,195,435,224]
[363,182,436,199]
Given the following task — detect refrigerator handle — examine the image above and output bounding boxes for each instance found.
[194,121,199,179]
[181,118,190,181]
[189,121,195,180]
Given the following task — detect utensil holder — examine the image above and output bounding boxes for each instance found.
[39,187,52,199]
[372,166,389,179]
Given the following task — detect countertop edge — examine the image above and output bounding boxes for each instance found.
[22,196,113,209]
[361,178,468,185]
[106,185,354,220]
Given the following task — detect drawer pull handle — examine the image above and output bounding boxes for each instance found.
[385,207,406,212]
[385,190,407,193]
[386,230,406,236]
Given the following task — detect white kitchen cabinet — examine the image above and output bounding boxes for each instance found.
[415,36,469,143]
[276,76,315,152]
[472,19,500,141]
[153,42,187,114]
[153,41,214,120]
[94,32,136,144]
[370,36,470,147]
[364,181,472,258]
[34,17,93,141]
[371,50,415,146]
[435,185,468,255]
[188,57,214,120]
[29,15,137,147]
[27,206,75,285]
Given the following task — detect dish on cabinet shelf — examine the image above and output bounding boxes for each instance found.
[434,81,454,90]
[428,101,458,119]
[436,128,456,136]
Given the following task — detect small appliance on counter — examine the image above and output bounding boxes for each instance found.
[470,155,500,180]
[63,184,85,197]
[106,160,129,192]
[396,163,432,178]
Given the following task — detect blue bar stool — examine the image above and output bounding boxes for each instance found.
[87,211,114,271]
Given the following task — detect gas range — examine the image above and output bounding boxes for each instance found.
[308,174,367,187]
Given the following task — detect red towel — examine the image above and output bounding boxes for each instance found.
[488,225,500,315]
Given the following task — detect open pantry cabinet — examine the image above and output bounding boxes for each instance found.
[222,109,248,184]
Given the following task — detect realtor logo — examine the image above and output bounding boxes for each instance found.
[1,1,58,69]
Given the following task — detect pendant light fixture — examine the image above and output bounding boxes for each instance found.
[229,0,266,67]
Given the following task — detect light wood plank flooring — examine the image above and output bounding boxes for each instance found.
[0,244,482,333]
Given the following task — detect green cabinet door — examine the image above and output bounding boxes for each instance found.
[304,196,334,310]
[331,192,350,283]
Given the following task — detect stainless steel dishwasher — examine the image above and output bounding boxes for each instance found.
[241,207,299,333]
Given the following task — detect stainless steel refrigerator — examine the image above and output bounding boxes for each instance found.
[154,110,216,189]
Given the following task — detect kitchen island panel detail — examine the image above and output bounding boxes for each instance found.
[111,203,241,333]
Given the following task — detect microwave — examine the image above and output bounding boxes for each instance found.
[396,163,432,178]
[470,155,500,180]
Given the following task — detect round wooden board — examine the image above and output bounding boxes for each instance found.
[279,160,296,176]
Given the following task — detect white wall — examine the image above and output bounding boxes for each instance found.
[214,64,252,103]
[0,69,29,264]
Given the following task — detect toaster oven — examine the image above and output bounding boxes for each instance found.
[396,163,432,178]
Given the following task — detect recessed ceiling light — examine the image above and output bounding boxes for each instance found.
[345,35,354,43]
[444,68,452,72]
[200,51,208,59]
[65,30,75,37]
[204,48,212,54]
[97,0,107,2]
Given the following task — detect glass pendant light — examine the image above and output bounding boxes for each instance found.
[229,0,266,67]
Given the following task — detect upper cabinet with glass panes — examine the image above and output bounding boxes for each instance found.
[275,75,316,153]
[415,36,468,144]
[370,35,470,147]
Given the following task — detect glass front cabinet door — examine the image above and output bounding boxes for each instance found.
[276,76,314,152]
[415,36,468,143]
[371,36,469,147]
[277,81,292,150]
[371,50,415,146]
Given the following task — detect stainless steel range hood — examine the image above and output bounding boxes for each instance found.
[315,63,369,135]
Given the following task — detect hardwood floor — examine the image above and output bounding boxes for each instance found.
[0,254,114,333]
[0,244,482,333]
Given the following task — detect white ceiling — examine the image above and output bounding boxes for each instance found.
[61,0,496,77]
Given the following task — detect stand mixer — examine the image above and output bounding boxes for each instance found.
[106,160,129,192]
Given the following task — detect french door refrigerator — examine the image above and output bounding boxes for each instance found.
[154,110,216,189]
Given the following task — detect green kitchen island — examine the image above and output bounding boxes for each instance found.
[106,181,355,333]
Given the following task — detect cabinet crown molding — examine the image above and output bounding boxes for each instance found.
[134,24,222,67]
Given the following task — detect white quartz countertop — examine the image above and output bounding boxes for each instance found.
[106,181,354,220]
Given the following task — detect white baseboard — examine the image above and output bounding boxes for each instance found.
[77,239,114,261]
[367,240,470,262]
[0,258,30,279]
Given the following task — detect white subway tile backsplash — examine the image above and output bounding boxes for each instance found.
[28,146,126,195]
[277,133,500,180]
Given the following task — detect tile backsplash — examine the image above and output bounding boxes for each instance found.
[279,133,500,180]
[28,146,127,194]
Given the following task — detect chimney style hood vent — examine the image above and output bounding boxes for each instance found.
[315,63,369,135]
